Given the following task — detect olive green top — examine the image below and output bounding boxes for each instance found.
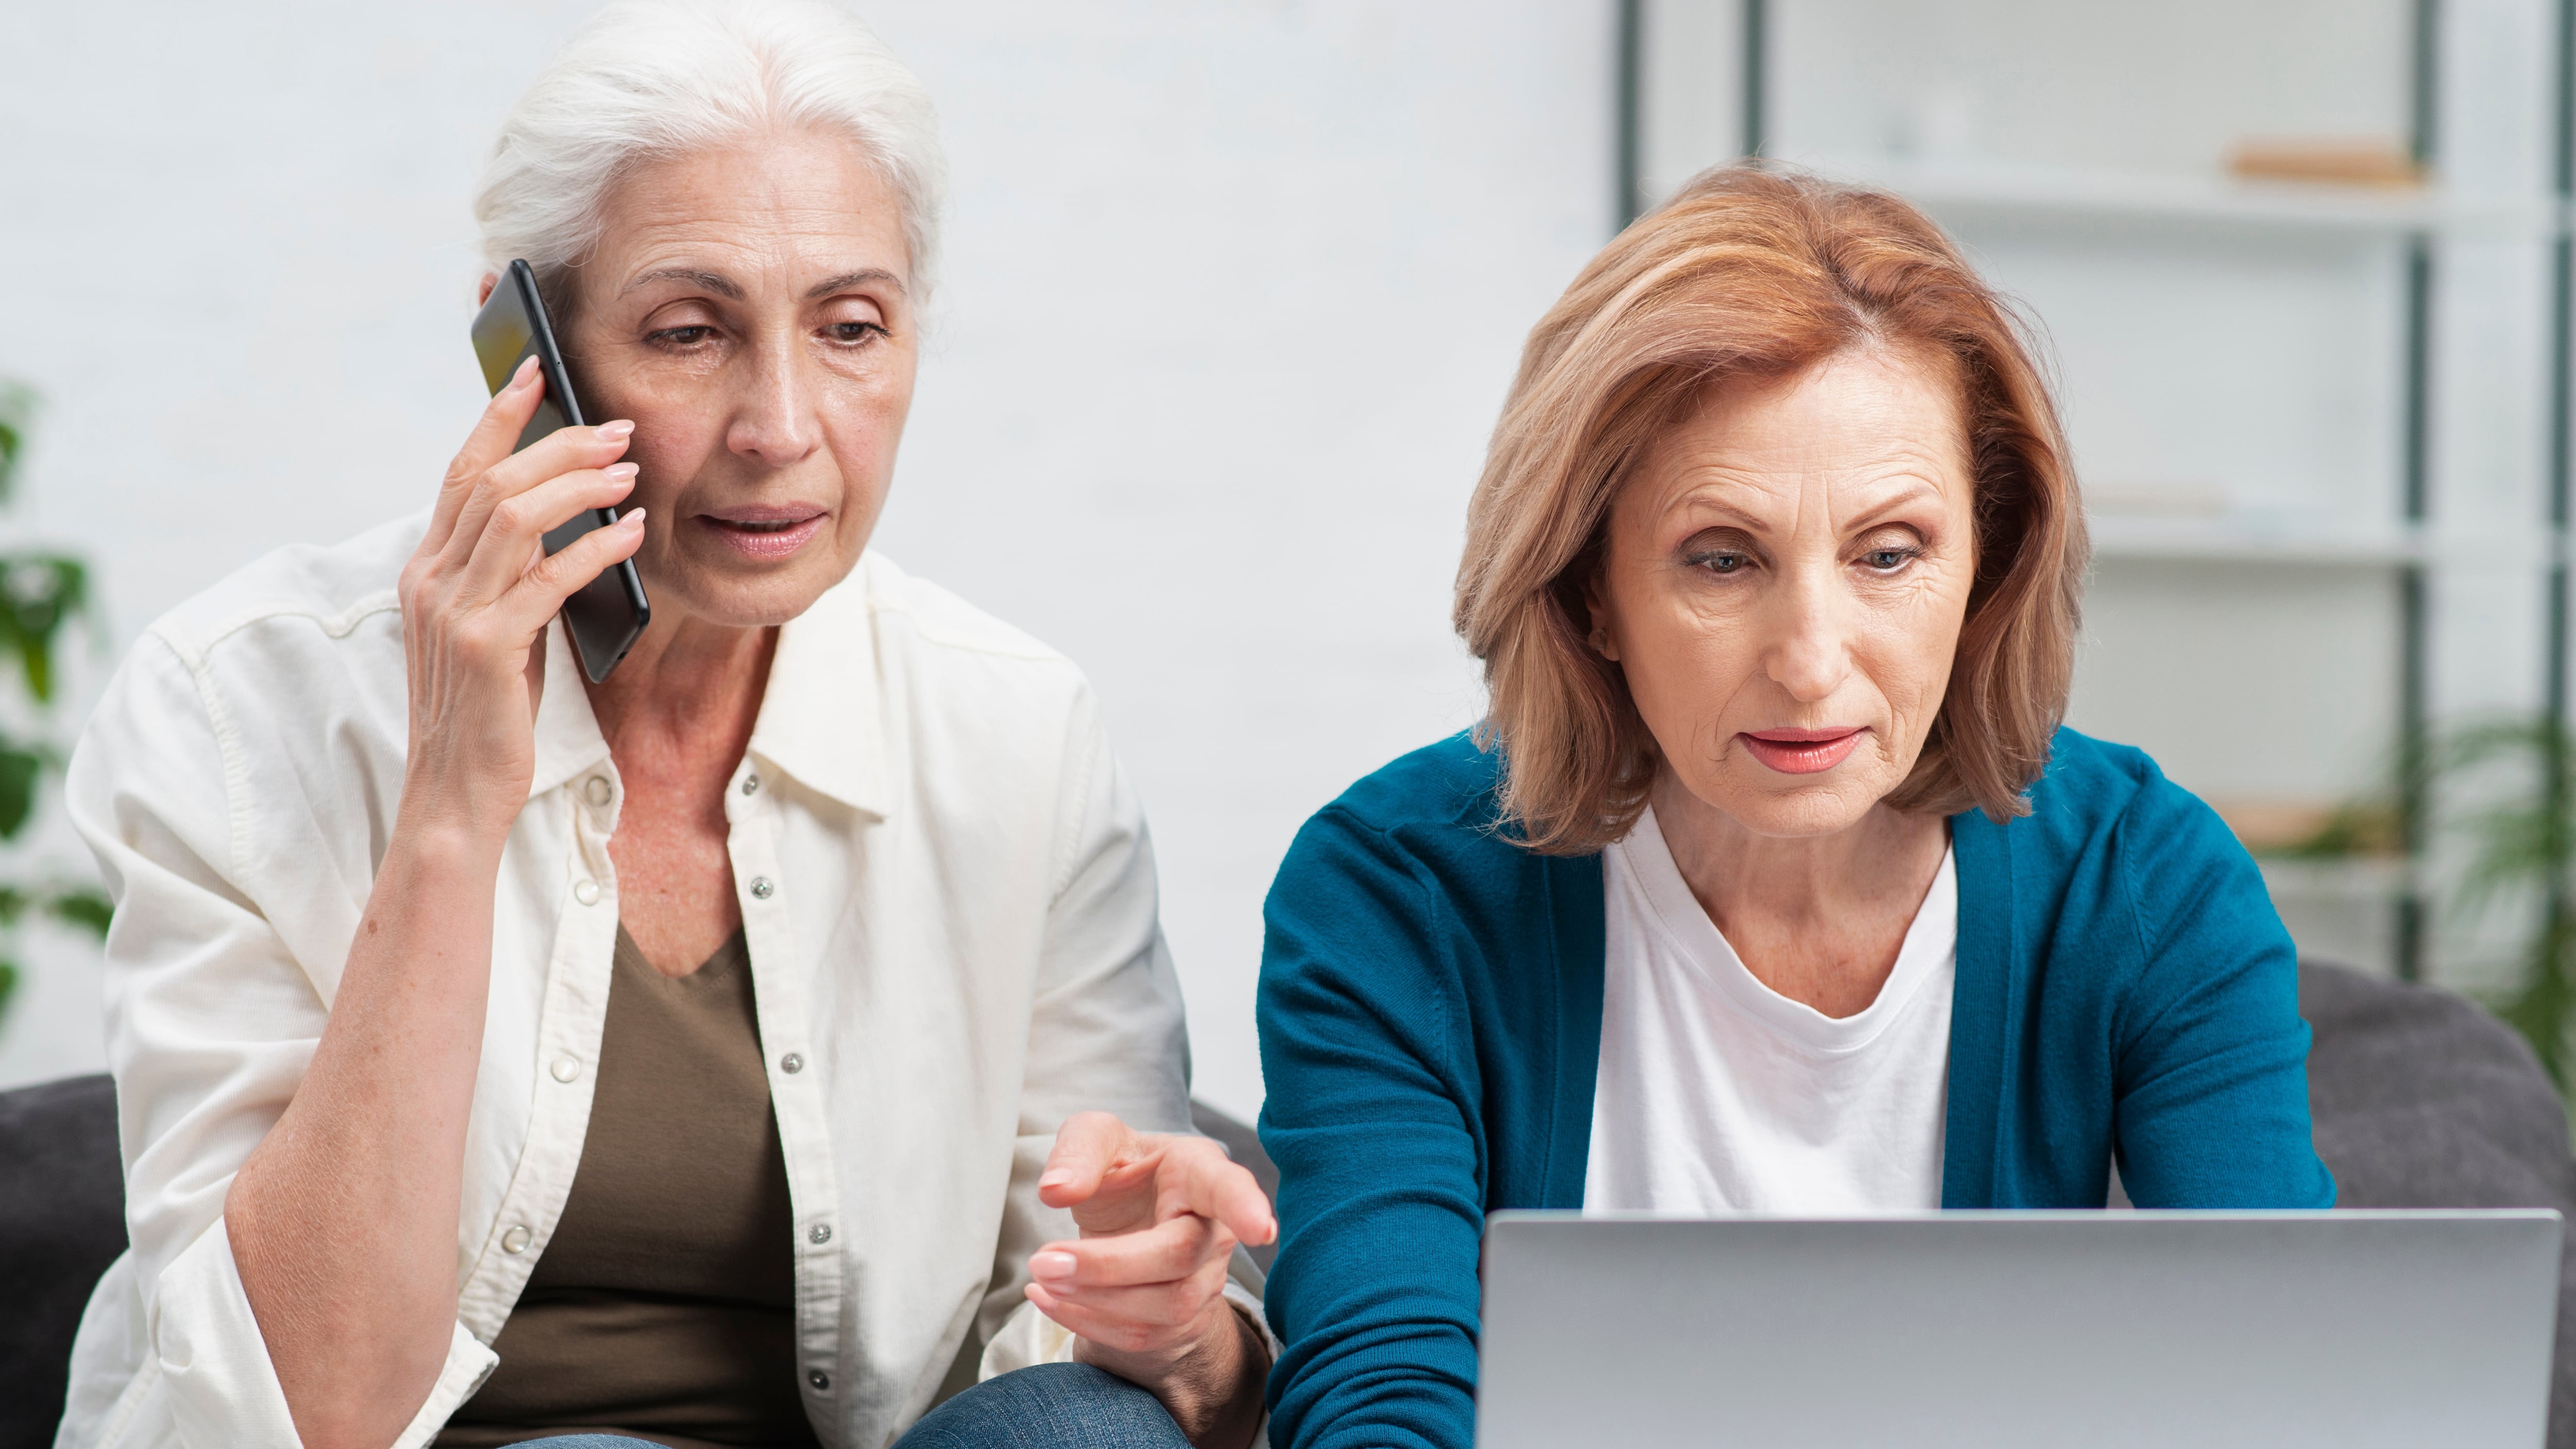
[438,926,819,1449]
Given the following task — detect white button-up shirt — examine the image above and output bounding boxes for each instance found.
[57,515,1225,1449]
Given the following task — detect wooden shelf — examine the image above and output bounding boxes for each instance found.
[2088,516,2422,566]
[2087,517,2562,569]
[2258,856,2411,900]
[1792,156,2563,242]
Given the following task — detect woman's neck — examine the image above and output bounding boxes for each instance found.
[580,610,774,763]
[1647,770,1950,1018]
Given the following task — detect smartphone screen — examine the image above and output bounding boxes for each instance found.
[468,260,650,682]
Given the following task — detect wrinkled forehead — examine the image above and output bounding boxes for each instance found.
[1629,345,1976,525]
[582,131,913,302]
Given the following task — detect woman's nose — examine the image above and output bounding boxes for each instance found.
[1762,571,1853,704]
[725,344,821,468]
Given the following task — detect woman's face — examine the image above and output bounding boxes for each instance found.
[555,126,917,630]
[1589,348,1980,839]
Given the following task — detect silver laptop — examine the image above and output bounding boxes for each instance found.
[1478,1211,2562,1448]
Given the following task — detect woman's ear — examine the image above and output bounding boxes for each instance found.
[476,272,499,308]
[1583,577,1620,662]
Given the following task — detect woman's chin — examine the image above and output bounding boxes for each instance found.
[1685,769,1893,841]
[646,551,855,633]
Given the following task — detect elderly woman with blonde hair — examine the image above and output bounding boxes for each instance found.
[1253,167,2335,1449]
[57,3,1272,1447]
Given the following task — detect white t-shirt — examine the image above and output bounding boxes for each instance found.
[1583,805,1957,1214]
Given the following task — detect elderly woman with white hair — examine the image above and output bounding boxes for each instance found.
[53,4,1272,1448]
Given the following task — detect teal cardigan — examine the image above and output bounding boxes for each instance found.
[1254,728,2335,1449]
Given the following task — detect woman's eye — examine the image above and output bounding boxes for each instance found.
[649,326,715,348]
[1861,547,1916,571]
[1690,551,1749,575]
[826,322,887,345]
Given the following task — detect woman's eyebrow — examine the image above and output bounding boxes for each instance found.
[623,267,742,299]
[806,268,904,299]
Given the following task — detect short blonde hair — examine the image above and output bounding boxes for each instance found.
[1454,165,2086,855]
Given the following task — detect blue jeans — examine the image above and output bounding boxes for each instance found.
[509,1361,1192,1449]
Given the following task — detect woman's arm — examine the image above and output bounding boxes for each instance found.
[2109,779,2337,1209]
[1257,807,1486,1449]
[219,361,645,1449]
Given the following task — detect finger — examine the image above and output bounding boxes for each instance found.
[457,464,638,603]
[442,420,635,574]
[1025,1252,1234,1345]
[1171,1138,1279,1248]
[1024,1285,1176,1357]
[1038,1112,1138,1210]
[490,507,646,632]
[1031,1214,1226,1291]
[430,357,545,554]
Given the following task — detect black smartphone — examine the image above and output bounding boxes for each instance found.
[469,259,650,684]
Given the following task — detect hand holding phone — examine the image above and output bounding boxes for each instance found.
[469,260,651,683]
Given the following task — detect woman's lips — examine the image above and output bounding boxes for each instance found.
[696,511,826,560]
[1738,727,1866,775]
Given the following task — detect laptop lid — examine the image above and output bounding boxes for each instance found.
[1477,1211,2561,1449]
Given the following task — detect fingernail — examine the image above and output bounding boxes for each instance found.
[1039,1170,1072,1191]
[620,508,647,528]
[1031,1250,1076,1282]
[513,357,540,389]
[604,462,638,482]
[596,420,634,441]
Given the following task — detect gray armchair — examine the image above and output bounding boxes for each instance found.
[2300,961,2576,1448]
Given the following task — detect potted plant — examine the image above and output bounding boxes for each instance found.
[0,379,111,1022]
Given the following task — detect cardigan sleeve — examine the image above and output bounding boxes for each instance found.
[2106,777,2338,1209]
[1256,807,1484,1449]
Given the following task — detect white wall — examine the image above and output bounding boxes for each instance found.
[0,0,1616,1115]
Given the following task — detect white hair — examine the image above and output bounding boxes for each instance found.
[474,0,945,305]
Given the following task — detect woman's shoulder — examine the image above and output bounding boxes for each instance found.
[2005,726,2238,860]
[141,512,421,669]
[1307,730,1521,846]
[1968,726,2265,955]
[837,551,1074,668]
[1274,730,1580,923]
[93,513,419,756]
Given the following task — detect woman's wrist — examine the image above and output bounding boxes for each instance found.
[390,768,526,860]
[1077,1300,1269,1449]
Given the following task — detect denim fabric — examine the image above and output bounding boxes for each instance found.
[896,1362,1191,1448]
[495,1363,1187,1449]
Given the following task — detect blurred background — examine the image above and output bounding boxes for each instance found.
[1,0,2572,1121]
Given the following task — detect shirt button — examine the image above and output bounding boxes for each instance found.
[550,1055,582,1083]
[750,877,775,900]
[582,775,612,807]
[741,773,761,796]
[501,1224,532,1254]
[573,879,601,907]
[809,1223,833,1245]
[781,1052,804,1075]
[807,1370,831,1391]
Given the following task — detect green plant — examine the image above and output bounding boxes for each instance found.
[0,380,111,1023]
[2434,716,2576,1086]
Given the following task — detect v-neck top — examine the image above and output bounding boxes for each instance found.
[438,925,820,1449]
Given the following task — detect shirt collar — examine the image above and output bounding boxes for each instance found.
[520,560,890,816]
[527,617,612,802]
[748,559,889,817]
